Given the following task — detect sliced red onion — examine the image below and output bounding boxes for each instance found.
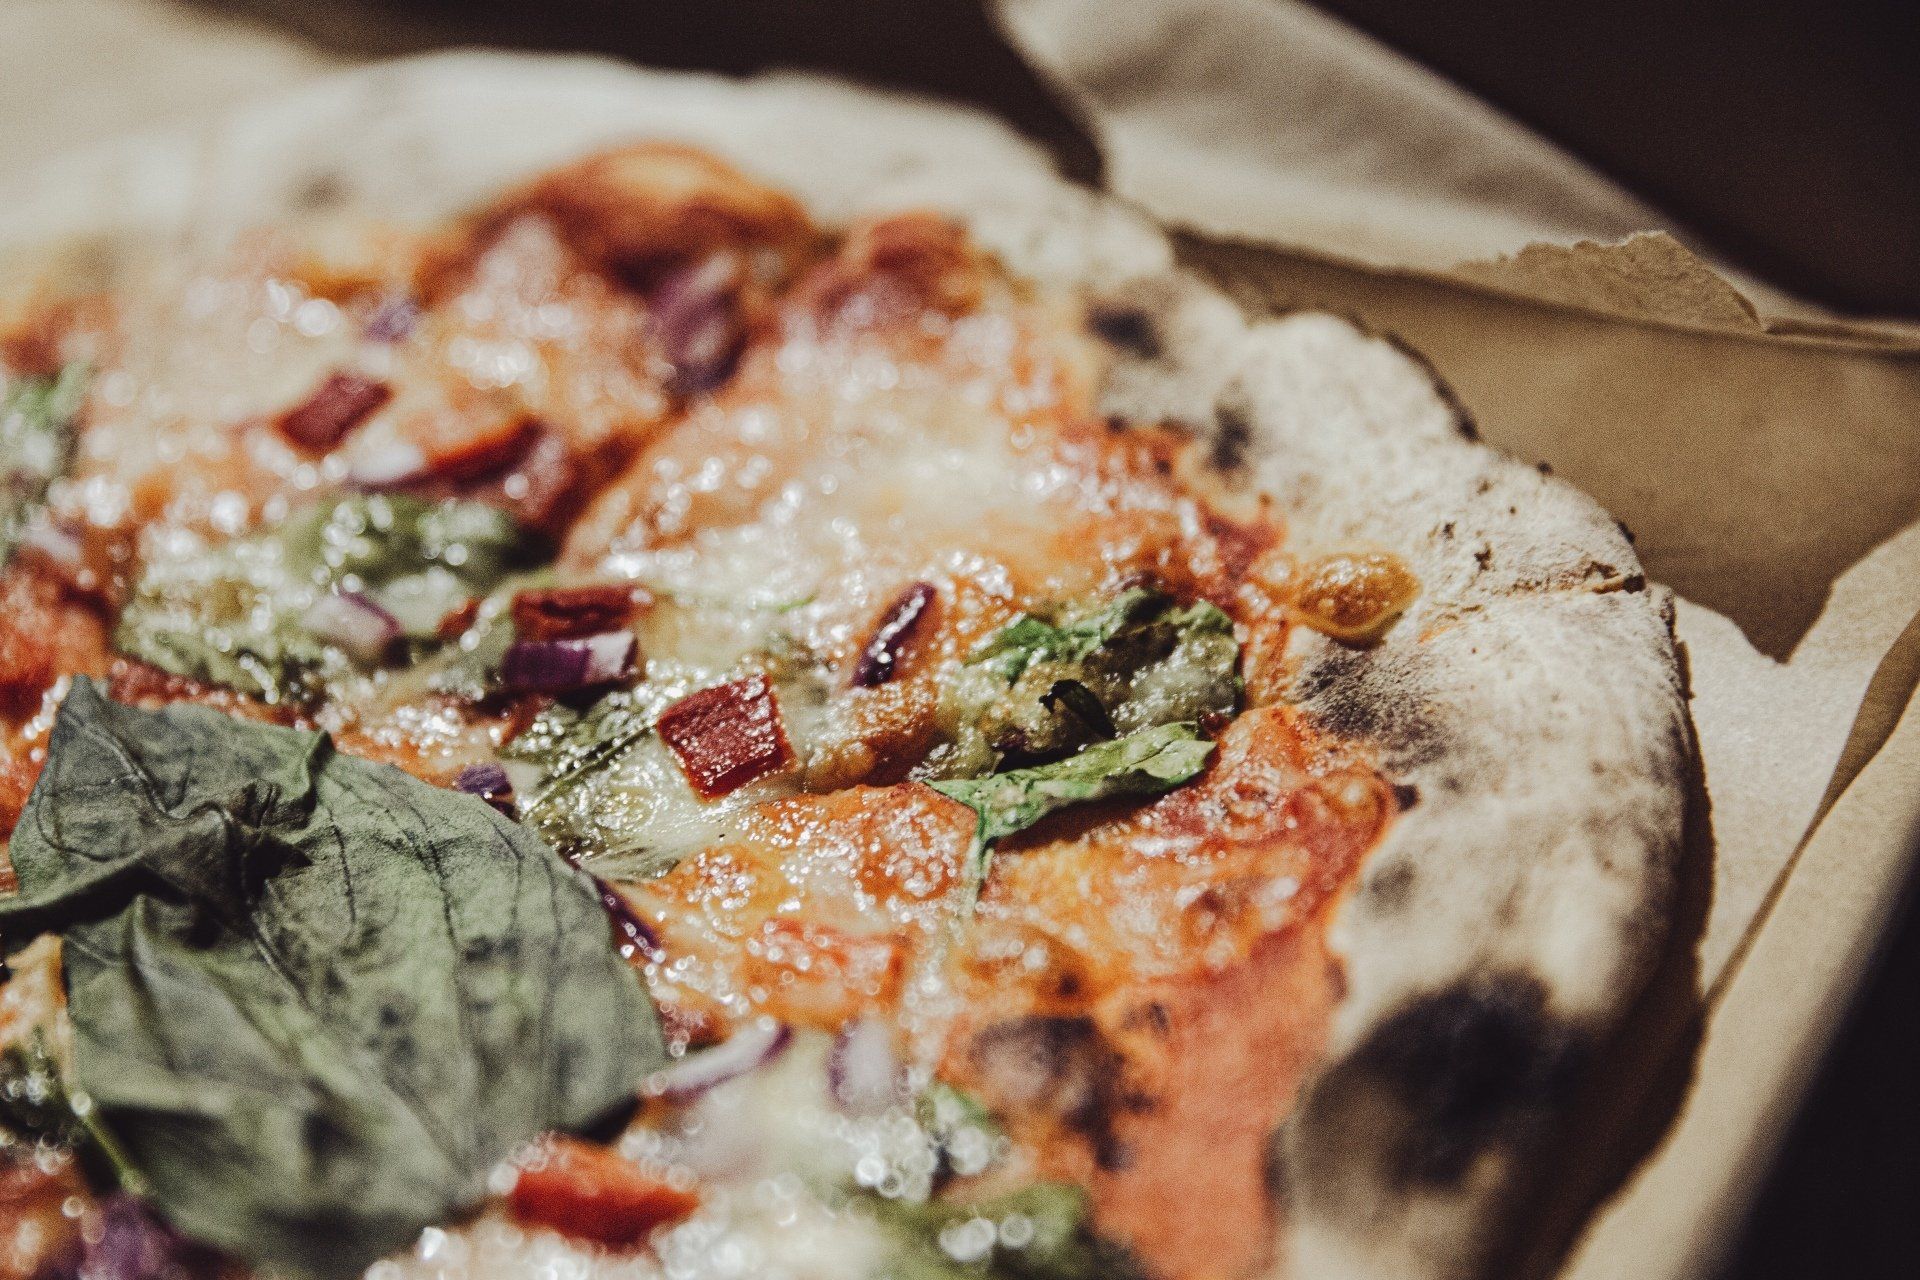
[303,590,400,664]
[647,1017,791,1101]
[828,1015,905,1114]
[594,877,658,963]
[654,255,745,396]
[275,371,392,451]
[364,294,421,344]
[499,631,637,694]
[851,581,936,688]
[346,438,429,490]
[83,1195,195,1280]
[454,762,516,816]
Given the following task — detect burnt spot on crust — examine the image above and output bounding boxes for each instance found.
[1209,400,1255,475]
[1390,782,1421,811]
[1290,643,1447,770]
[291,171,351,213]
[1087,301,1163,359]
[1357,974,1586,1189]
[1278,974,1590,1232]
[1366,859,1417,912]
[1378,332,1480,442]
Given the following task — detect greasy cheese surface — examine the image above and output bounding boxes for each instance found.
[0,146,1394,1280]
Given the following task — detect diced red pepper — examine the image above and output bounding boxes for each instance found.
[507,1136,699,1250]
[656,675,792,799]
[275,371,391,450]
[414,410,542,483]
[512,584,644,641]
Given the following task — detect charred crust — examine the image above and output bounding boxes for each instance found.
[1295,973,1588,1205]
[1087,301,1163,359]
[1290,644,1446,770]
[1377,331,1480,442]
[1208,400,1255,474]
[1366,859,1417,912]
[1390,782,1421,811]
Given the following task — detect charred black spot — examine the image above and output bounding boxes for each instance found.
[293,171,350,212]
[1367,859,1417,912]
[1391,782,1421,811]
[1087,302,1163,359]
[1209,401,1254,474]
[1536,460,1554,476]
[1290,645,1446,769]
[1474,545,1494,570]
[1339,974,1587,1191]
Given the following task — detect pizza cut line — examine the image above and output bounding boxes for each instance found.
[0,85,1689,1280]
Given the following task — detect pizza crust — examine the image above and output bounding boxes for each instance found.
[0,51,1691,1280]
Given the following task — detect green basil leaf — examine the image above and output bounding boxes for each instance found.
[280,493,540,595]
[930,722,1213,906]
[0,679,664,1279]
[0,363,86,568]
[934,590,1240,778]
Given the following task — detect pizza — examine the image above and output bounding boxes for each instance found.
[0,59,1690,1280]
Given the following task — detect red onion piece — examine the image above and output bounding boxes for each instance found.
[82,1195,196,1280]
[364,294,420,344]
[454,762,516,816]
[654,255,745,396]
[827,1015,904,1114]
[851,581,936,688]
[656,675,792,799]
[647,1017,791,1101]
[303,591,400,664]
[595,876,658,964]
[275,371,392,451]
[499,631,637,693]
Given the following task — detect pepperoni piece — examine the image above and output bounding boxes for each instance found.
[656,675,792,799]
[507,1136,698,1250]
[275,371,391,451]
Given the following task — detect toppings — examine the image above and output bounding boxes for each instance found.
[0,682,667,1280]
[646,1016,792,1101]
[300,590,400,665]
[273,370,391,451]
[500,631,638,694]
[361,294,420,344]
[806,211,985,324]
[932,587,1241,779]
[851,581,936,688]
[507,1136,699,1250]
[931,723,1217,905]
[512,582,643,640]
[653,254,748,396]
[454,761,517,816]
[1286,550,1420,644]
[656,674,793,799]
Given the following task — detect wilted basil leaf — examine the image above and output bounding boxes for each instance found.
[933,590,1240,777]
[0,679,664,1279]
[0,363,85,568]
[930,722,1213,904]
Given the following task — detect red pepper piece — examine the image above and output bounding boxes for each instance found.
[508,1136,699,1250]
[275,371,391,450]
[656,675,792,799]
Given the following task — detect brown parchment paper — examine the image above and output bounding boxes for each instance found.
[4,0,1919,1276]
[995,1,1920,1276]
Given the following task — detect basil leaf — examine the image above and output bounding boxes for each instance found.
[0,679,664,1279]
[0,363,86,568]
[873,1181,1145,1280]
[280,493,539,596]
[934,590,1240,777]
[930,722,1213,905]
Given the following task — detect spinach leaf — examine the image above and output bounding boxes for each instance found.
[0,679,664,1279]
[934,590,1240,778]
[0,363,85,567]
[114,495,543,701]
[873,1181,1145,1280]
[930,722,1213,904]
